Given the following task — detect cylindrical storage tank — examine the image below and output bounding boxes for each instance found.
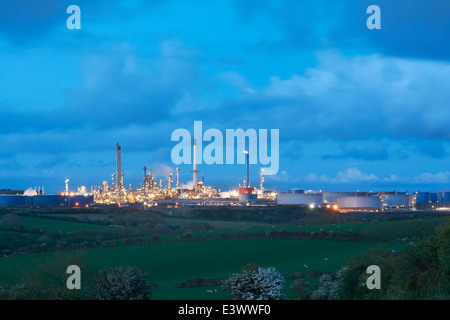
[438,191,450,203]
[416,192,430,204]
[0,195,27,206]
[337,196,382,210]
[66,195,94,206]
[381,194,414,208]
[323,192,357,204]
[288,189,305,194]
[276,193,323,206]
[33,195,66,206]
[430,193,438,203]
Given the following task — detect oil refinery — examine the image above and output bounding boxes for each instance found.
[0,141,449,211]
[91,142,273,208]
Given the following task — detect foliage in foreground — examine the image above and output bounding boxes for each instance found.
[223,264,287,300]
[0,251,85,300]
[90,266,153,300]
[337,219,450,300]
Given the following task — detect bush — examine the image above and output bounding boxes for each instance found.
[337,220,450,300]
[175,278,224,288]
[310,274,339,300]
[91,266,153,300]
[290,279,310,300]
[222,264,287,300]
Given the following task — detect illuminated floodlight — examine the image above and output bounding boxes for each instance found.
[309,203,315,209]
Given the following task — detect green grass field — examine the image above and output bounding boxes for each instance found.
[0,209,447,300]
[36,213,111,221]
[164,217,264,230]
[17,216,110,233]
[0,238,408,299]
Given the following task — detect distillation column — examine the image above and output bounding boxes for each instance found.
[116,142,122,204]
[193,139,198,194]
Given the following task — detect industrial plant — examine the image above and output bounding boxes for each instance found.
[276,189,450,211]
[93,141,230,207]
[0,141,449,211]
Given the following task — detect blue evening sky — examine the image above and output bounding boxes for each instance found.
[1,0,450,193]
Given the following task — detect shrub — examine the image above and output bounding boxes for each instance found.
[91,266,153,300]
[310,274,339,300]
[222,265,287,300]
[290,279,310,300]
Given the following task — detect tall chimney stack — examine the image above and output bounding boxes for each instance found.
[168,173,173,192]
[176,168,181,193]
[116,143,121,189]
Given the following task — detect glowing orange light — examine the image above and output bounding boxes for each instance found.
[75,202,79,206]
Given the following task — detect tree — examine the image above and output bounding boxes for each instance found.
[310,274,339,300]
[436,220,450,295]
[151,235,159,243]
[290,279,309,300]
[222,264,287,300]
[0,285,7,300]
[6,251,85,300]
[0,214,23,230]
[338,247,396,300]
[90,266,153,300]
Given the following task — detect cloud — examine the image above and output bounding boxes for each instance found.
[0,0,64,44]
[34,154,68,169]
[1,1,449,192]
[265,170,289,182]
[384,174,399,182]
[0,40,202,137]
[307,168,379,183]
[0,0,160,45]
[149,162,175,179]
[221,71,256,94]
[211,51,450,144]
[416,140,447,159]
[65,40,200,130]
[377,172,450,184]
[322,144,389,161]
[182,180,194,189]
[235,0,450,60]
[412,172,450,184]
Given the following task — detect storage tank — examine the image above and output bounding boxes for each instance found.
[380,194,415,208]
[337,196,382,210]
[33,195,66,206]
[416,192,430,204]
[323,192,357,204]
[438,191,450,203]
[66,195,94,206]
[0,195,27,206]
[288,189,305,194]
[276,193,323,207]
[23,188,37,196]
[430,193,438,203]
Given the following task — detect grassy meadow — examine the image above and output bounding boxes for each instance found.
[0,206,448,300]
